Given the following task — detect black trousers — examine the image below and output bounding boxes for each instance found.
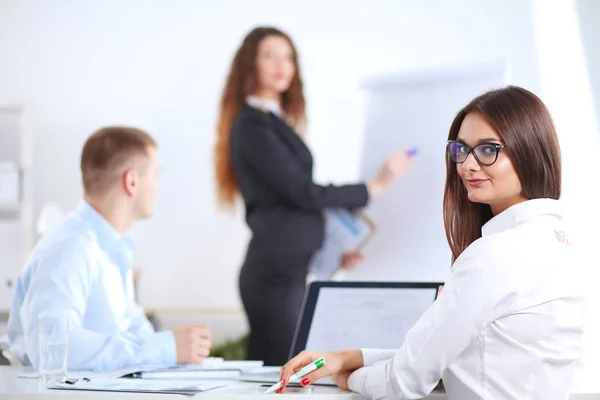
[239,246,313,366]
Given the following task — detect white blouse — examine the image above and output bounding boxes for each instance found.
[347,199,586,400]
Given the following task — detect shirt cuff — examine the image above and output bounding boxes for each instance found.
[358,183,370,207]
[349,359,398,400]
[140,330,177,366]
[361,348,396,367]
[348,366,370,397]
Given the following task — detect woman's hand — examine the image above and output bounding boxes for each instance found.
[329,370,353,390]
[277,350,364,393]
[367,148,416,197]
[340,251,364,270]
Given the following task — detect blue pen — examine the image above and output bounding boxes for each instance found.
[407,147,419,156]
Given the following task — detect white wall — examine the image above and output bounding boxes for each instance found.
[576,0,600,139]
[0,0,542,310]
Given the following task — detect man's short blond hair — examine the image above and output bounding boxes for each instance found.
[80,126,157,196]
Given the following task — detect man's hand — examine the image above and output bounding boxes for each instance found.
[173,325,212,364]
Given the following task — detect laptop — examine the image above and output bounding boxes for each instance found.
[238,281,443,386]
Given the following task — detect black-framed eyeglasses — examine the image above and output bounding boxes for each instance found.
[446,140,507,166]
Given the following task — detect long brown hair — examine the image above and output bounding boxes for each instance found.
[214,27,306,208]
[443,86,561,263]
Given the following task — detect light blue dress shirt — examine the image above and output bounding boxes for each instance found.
[8,201,176,371]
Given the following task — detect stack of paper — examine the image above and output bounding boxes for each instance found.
[19,359,266,381]
[135,360,265,379]
[47,378,227,394]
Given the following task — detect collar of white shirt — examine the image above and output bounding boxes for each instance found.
[246,95,284,118]
[482,198,563,237]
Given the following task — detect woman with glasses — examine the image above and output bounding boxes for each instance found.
[277,86,586,399]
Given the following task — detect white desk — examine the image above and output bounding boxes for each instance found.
[2,367,600,399]
[0,367,444,399]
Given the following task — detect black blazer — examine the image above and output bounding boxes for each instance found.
[230,104,369,256]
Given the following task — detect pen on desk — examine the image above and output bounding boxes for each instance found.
[264,357,326,394]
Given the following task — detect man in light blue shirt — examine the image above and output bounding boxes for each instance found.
[8,126,212,371]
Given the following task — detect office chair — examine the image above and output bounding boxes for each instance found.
[1,348,22,366]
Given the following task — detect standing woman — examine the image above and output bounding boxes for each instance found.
[214,27,414,366]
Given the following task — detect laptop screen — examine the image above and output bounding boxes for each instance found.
[291,282,441,356]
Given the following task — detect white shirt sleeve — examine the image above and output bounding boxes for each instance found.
[347,241,518,399]
[361,349,396,366]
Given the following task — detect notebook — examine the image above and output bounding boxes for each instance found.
[134,360,265,379]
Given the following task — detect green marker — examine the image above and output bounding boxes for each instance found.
[264,357,326,393]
